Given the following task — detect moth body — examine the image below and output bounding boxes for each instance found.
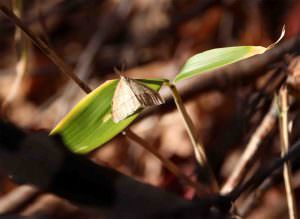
[112,76,164,123]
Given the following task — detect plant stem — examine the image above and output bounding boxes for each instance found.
[278,86,297,219]
[124,129,207,196]
[165,81,219,192]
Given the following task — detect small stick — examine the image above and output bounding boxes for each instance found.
[40,26,105,122]
[0,4,92,94]
[228,139,300,202]
[239,178,273,217]
[165,81,219,193]
[221,99,277,194]
[124,129,207,196]
[278,86,297,219]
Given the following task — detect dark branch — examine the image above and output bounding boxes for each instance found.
[0,120,230,219]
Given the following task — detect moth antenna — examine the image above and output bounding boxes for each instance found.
[113,66,124,77]
[121,62,126,72]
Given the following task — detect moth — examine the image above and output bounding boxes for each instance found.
[112,76,164,123]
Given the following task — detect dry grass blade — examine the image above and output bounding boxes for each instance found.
[278,86,297,219]
[165,82,219,193]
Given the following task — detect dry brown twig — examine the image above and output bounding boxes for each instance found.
[221,99,277,194]
[278,86,297,219]
[40,1,132,122]
[37,26,106,124]
[238,178,274,217]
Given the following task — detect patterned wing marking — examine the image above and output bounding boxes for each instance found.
[126,78,164,107]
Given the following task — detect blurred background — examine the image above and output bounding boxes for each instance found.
[0,0,300,218]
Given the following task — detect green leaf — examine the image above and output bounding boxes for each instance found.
[174,46,267,82]
[50,78,164,154]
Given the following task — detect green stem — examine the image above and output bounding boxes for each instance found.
[165,81,219,192]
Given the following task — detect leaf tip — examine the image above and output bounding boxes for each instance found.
[267,25,286,50]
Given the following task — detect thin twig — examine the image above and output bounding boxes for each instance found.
[2,0,29,110]
[239,178,273,217]
[228,139,300,202]
[165,82,219,193]
[221,99,277,194]
[37,0,131,120]
[0,3,92,94]
[278,86,297,219]
[124,129,207,196]
[38,26,105,123]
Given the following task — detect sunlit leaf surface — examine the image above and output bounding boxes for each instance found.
[51,79,164,154]
[174,46,267,82]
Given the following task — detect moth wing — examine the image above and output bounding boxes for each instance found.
[112,77,141,123]
[127,79,164,107]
